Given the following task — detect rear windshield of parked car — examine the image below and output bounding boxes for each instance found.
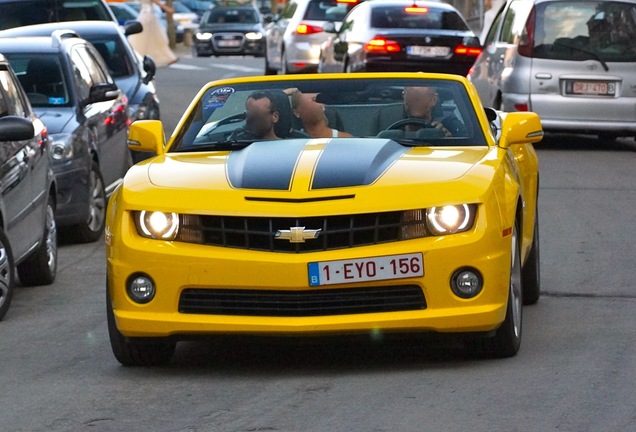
[0,0,114,30]
[371,6,470,31]
[304,0,346,21]
[531,1,636,62]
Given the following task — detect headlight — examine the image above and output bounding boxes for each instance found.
[195,32,212,40]
[49,133,74,160]
[426,204,475,235]
[135,211,179,240]
[245,32,263,40]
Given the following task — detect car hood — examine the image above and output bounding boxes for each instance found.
[125,139,495,212]
[32,108,75,134]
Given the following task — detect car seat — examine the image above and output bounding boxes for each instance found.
[269,90,309,138]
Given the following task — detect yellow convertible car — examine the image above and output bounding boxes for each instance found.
[105,73,543,366]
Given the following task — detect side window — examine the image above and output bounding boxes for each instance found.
[484,8,504,46]
[75,46,110,84]
[500,0,534,44]
[70,50,92,102]
[0,68,28,117]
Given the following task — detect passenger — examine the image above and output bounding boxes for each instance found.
[230,90,281,140]
[287,89,352,138]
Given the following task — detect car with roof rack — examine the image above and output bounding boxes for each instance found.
[0,30,131,243]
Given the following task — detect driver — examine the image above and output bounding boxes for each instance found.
[230,90,281,140]
[402,86,455,137]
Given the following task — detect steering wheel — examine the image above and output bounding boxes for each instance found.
[386,118,434,130]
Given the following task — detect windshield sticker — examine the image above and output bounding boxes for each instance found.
[204,87,235,109]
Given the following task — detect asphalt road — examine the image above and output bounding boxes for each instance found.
[1,53,635,432]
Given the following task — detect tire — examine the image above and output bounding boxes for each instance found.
[73,162,106,243]
[17,195,57,286]
[0,228,15,321]
[264,48,277,75]
[281,50,290,75]
[466,223,523,358]
[522,209,540,305]
[107,289,176,367]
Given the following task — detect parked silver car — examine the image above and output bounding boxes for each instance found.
[468,0,636,139]
[264,0,349,74]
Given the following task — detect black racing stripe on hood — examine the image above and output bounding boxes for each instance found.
[312,139,407,189]
[227,139,308,190]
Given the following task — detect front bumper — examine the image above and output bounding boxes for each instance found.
[106,208,512,339]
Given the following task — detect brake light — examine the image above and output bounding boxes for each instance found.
[517,6,536,57]
[514,103,529,111]
[295,23,323,35]
[364,37,401,53]
[404,6,428,13]
[337,0,358,3]
[454,45,482,56]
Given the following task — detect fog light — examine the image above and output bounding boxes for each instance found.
[450,268,483,299]
[127,274,155,304]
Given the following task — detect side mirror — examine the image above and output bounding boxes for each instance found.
[142,55,156,84]
[88,82,121,104]
[323,21,337,33]
[262,13,275,24]
[0,116,35,141]
[498,112,543,149]
[128,119,166,156]
[124,20,143,36]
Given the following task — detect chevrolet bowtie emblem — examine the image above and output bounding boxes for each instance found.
[275,227,321,243]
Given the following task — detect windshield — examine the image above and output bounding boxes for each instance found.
[205,8,259,24]
[6,54,71,107]
[532,1,636,62]
[170,78,487,152]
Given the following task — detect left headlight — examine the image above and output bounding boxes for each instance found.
[426,204,475,235]
[134,211,179,240]
[49,133,74,161]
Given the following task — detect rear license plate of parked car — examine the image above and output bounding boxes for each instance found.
[407,46,450,57]
[566,81,616,96]
[308,252,423,286]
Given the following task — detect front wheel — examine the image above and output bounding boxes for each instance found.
[0,228,15,321]
[522,209,541,305]
[466,224,523,358]
[17,195,57,286]
[107,289,176,366]
[72,162,106,243]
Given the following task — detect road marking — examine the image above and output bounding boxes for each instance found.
[169,63,262,73]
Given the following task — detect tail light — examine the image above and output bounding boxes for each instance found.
[454,45,482,56]
[364,37,401,53]
[404,6,428,13]
[517,6,536,57]
[514,103,529,111]
[337,0,358,3]
[295,23,323,35]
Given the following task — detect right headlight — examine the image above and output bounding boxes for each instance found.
[134,211,179,240]
[426,204,476,235]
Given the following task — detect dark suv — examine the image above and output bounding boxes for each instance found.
[0,31,131,243]
[0,0,117,30]
[0,54,58,320]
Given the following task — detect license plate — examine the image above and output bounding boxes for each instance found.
[217,40,241,47]
[567,81,615,96]
[308,252,423,286]
[407,45,450,57]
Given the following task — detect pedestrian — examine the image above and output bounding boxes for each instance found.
[127,0,178,67]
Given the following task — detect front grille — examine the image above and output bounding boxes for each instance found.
[212,33,244,51]
[176,210,428,253]
[179,285,426,317]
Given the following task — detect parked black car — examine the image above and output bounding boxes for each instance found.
[0,54,57,320]
[0,31,131,243]
[194,5,266,57]
[318,0,482,75]
[0,21,160,123]
[0,0,118,30]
